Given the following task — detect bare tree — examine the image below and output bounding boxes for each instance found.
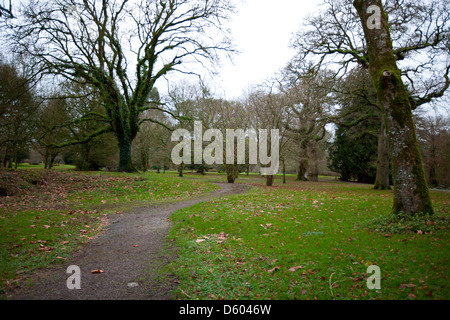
[0,60,39,168]
[245,87,290,186]
[415,113,450,188]
[353,0,434,216]
[0,0,13,19]
[291,0,449,192]
[280,68,333,182]
[8,0,234,172]
[133,108,173,173]
[292,0,450,102]
[34,96,72,169]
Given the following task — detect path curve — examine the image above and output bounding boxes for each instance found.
[8,182,248,300]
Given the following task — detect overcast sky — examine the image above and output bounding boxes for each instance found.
[209,0,321,99]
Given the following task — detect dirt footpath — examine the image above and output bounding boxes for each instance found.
[8,182,248,300]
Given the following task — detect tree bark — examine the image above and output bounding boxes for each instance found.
[118,138,134,172]
[307,146,319,182]
[354,0,433,216]
[178,162,184,177]
[266,174,274,186]
[296,161,307,181]
[374,120,391,190]
[49,152,57,169]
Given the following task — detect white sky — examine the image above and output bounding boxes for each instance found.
[207,0,321,99]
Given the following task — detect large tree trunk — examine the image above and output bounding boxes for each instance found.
[266,174,274,186]
[118,137,134,172]
[307,144,319,182]
[296,161,307,181]
[374,120,391,190]
[114,97,138,173]
[354,0,433,216]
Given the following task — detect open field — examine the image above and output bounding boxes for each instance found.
[1,168,449,300]
[169,176,449,300]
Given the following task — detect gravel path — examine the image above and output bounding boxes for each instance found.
[8,182,248,300]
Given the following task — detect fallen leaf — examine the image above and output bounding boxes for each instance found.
[133,244,139,247]
[289,266,303,272]
[217,232,227,240]
[91,269,104,274]
[268,267,280,274]
[195,239,205,243]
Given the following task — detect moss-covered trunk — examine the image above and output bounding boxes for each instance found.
[110,96,138,173]
[354,0,433,215]
[118,137,134,172]
[374,120,391,190]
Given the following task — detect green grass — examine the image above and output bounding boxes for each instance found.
[65,171,219,208]
[1,169,449,300]
[168,179,450,300]
[16,163,76,170]
[0,169,218,294]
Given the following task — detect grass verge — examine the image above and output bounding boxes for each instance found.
[168,180,449,300]
[0,168,218,295]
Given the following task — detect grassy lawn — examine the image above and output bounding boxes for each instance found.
[168,176,450,300]
[0,168,219,294]
[1,168,448,300]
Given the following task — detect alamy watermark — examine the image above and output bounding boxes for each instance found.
[367,4,381,30]
[366,265,381,290]
[171,121,280,175]
[66,265,81,290]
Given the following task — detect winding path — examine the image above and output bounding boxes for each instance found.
[9,182,248,300]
